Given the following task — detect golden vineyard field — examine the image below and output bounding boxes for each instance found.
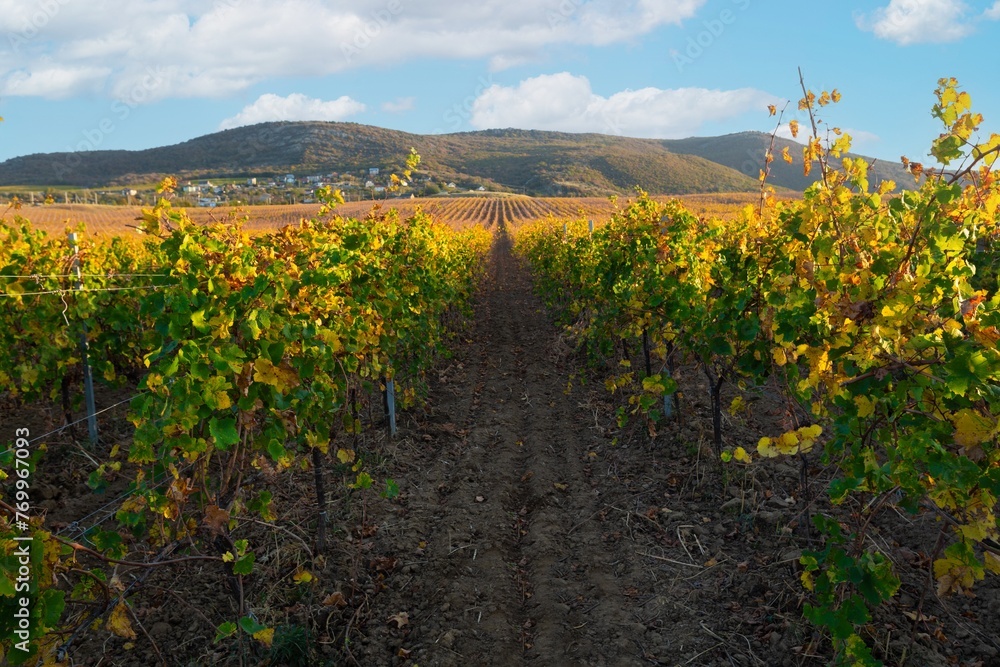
[2,192,778,236]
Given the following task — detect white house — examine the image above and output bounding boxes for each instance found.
[284,174,296,184]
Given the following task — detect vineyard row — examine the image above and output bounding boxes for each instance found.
[0,189,491,663]
[513,80,1000,666]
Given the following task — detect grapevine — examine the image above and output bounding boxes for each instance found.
[0,181,490,663]
[515,78,1000,666]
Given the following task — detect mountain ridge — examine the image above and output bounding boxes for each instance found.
[0,121,912,195]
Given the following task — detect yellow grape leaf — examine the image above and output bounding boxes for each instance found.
[777,431,799,454]
[107,603,137,640]
[960,521,989,542]
[253,358,300,393]
[253,627,275,647]
[757,437,779,458]
[292,568,314,585]
[4,281,25,297]
[337,448,356,464]
[728,396,746,415]
[789,120,800,138]
[951,409,995,448]
[317,329,344,353]
[985,551,1000,575]
[733,447,752,464]
[972,325,1000,348]
[854,395,875,418]
[222,551,234,563]
[642,375,666,394]
[800,571,814,591]
[772,347,788,366]
[305,431,329,455]
[799,425,822,440]
[934,556,980,595]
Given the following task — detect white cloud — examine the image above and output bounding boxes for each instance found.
[219,93,366,130]
[0,0,708,102]
[469,73,778,138]
[1,65,111,98]
[382,97,415,113]
[856,0,973,44]
[985,0,1000,19]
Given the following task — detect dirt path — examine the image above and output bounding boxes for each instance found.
[355,229,651,665]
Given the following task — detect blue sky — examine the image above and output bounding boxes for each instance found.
[0,0,998,171]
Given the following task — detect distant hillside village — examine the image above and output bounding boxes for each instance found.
[4,166,489,208]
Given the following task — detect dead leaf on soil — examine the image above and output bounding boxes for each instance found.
[475,495,486,503]
[902,610,935,622]
[323,592,348,607]
[553,483,568,491]
[370,556,398,573]
[107,602,137,640]
[388,612,409,629]
[202,504,230,535]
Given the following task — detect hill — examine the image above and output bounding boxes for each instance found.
[662,132,914,192]
[0,123,911,195]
